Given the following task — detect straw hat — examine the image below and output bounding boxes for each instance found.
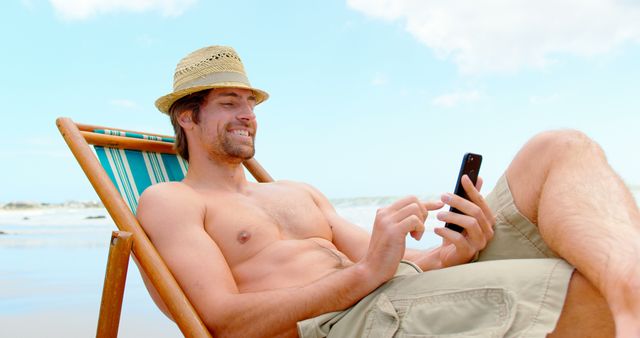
[155,45,269,114]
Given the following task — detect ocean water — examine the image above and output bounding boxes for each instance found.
[0,207,170,337]
[1,191,638,337]
[0,198,443,338]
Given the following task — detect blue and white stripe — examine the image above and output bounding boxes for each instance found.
[93,130,188,214]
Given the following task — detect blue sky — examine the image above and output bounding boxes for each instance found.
[1,0,639,203]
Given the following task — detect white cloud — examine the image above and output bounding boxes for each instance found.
[432,90,481,108]
[49,0,198,20]
[347,0,640,74]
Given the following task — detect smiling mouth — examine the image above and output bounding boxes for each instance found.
[230,130,250,137]
[228,129,254,144]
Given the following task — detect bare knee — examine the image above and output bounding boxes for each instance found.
[510,129,601,179]
[505,129,603,223]
[524,129,604,164]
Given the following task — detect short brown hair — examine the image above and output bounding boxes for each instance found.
[168,89,212,161]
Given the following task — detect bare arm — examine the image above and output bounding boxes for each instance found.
[299,183,445,270]
[137,184,384,338]
[301,179,494,272]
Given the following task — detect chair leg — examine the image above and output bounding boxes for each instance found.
[96,231,133,338]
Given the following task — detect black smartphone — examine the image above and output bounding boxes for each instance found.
[445,153,483,233]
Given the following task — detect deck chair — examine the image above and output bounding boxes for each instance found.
[56,117,274,338]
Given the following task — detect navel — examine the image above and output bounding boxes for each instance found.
[237,230,251,244]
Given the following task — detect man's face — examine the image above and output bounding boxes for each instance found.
[194,88,258,162]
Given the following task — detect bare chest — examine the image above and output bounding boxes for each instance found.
[203,187,333,266]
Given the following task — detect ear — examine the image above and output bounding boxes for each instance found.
[177,110,195,130]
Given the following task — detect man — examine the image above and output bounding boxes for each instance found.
[138,45,640,337]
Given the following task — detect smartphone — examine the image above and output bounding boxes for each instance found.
[445,153,483,233]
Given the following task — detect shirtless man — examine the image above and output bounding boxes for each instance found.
[138,45,640,337]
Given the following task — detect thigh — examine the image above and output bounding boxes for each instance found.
[320,259,573,338]
[386,259,573,338]
[477,174,558,261]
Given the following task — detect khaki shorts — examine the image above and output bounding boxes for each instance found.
[298,175,574,338]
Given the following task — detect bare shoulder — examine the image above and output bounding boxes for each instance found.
[275,180,319,193]
[274,179,319,195]
[275,180,331,207]
[138,181,201,212]
[137,182,205,235]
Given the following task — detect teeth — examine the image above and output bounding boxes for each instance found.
[231,130,249,136]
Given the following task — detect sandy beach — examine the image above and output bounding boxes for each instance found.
[0,198,443,337]
[4,0,640,335]
[2,190,638,337]
[0,207,181,337]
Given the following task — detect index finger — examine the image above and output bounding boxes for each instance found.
[476,176,484,192]
[461,175,496,227]
[389,195,427,220]
[422,200,445,211]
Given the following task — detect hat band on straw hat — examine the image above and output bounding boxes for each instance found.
[156,45,269,113]
[174,71,250,91]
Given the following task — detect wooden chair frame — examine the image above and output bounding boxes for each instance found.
[56,117,273,337]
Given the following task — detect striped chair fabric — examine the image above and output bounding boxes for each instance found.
[93,129,188,214]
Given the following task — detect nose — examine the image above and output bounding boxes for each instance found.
[236,101,256,122]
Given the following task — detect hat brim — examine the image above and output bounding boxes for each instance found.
[155,82,269,114]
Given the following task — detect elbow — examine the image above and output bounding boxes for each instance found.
[200,309,230,337]
[202,308,289,338]
[204,320,252,338]
[199,301,245,338]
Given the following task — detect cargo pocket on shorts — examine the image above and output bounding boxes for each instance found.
[396,288,517,338]
[362,293,400,338]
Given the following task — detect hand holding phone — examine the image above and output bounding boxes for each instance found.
[444,153,483,233]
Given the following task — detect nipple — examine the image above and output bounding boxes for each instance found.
[237,230,251,244]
